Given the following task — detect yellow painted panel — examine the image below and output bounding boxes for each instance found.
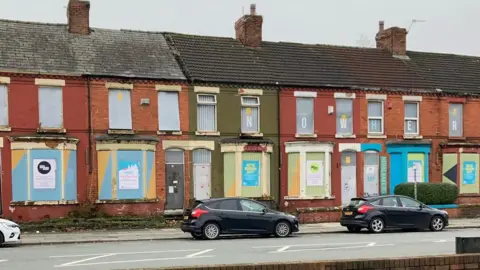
[97,151,111,197]
[11,150,26,170]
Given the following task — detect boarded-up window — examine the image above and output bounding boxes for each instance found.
[404,102,419,134]
[39,86,63,128]
[108,89,132,130]
[336,98,353,135]
[158,92,180,131]
[367,101,383,134]
[241,96,260,133]
[296,97,314,134]
[197,94,216,131]
[363,151,379,197]
[0,85,8,126]
[449,103,463,137]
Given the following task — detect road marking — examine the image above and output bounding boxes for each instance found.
[56,254,115,267]
[276,246,290,252]
[366,242,376,246]
[186,249,214,258]
[269,243,394,253]
[49,249,200,258]
[253,242,371,249]
[53,255,214,267]
[0,260,7,263]
[434,239,447,243]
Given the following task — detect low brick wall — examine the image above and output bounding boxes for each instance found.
[136,254,480,269]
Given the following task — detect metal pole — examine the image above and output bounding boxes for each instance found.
[414,166,417,200]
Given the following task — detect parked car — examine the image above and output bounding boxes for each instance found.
[181,198,299,240]
[0,218,21,245]
[340,195,449,233]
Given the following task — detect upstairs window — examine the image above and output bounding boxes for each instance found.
[197,94,217,131]
[158,91,180,131]
[108,89,132,130]
[296,97,314,134]
[241,96,260,133]
[404,102,419,135]
[39,86,63,129]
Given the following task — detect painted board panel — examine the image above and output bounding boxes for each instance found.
[287,153,300,196]
[341,151,357,205]
[389,153,402,194]
[442,153,458,185]
[11,150,28,201]
[460,153,479,194]
[363,152,379,197]
[194,164,211,200]
[64,150,77,200]
[306,152,325,197]
[380,156,388,195]
[223,153,236,197]
[242,152,262,197]
[116,150,143,200]
[407,153,425,183]
[98,151,113,200]
[146,151,156,199]
[30,150,62,201]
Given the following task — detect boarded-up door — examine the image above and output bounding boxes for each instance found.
[165,149,185,210]
[193,149,211,200]
[363,151,379,197]
[341,151,357,205]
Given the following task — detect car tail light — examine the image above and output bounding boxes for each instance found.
[357,205,374,214]
[191,208,209,219]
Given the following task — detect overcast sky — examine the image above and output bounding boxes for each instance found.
[1,0,478,56]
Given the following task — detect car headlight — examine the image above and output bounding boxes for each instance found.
[0,221,19,228]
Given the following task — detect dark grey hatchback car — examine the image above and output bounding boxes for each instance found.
[340,195,449,233]
[181,198,299,240]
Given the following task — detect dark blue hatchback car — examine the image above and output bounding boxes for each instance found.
[181,198,299,240]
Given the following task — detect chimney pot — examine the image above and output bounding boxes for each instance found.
[235,3,263,47]
[67,0,90,35]
[250,4,256,15]
[379,20,385,31]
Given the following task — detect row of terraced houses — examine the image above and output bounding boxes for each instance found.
[1,0,480,222]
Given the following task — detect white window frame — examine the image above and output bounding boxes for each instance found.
[367,100,384,135]
[197,94,217,132]
[404,102,420,135]
[241,96,260,133]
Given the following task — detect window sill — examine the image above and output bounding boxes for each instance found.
[284,196,336,200]
[108,129,135,135]
[95,198,159,204]
[367,134,387,139]
[295,134,317,138]
[448,136,466,141]
[240,132,263,137]
[335,134,356,139]
[37,128,66,134]
[195,131,220,136]
[0,126,11,132]
[10,200,79,206]
[403,135,423,140]
[158,131,182,135]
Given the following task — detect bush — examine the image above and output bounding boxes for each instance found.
[394,182,459,205]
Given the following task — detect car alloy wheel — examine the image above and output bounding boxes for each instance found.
[369,217,384,233]
[275,221,291,237]
[430,216,445,232]
[203,223,220,240]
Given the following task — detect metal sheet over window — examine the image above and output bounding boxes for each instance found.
[108,89,132,129]
[165,149,184,164]
[241,96,260,133]
[336,99,353,134]
[0,85,8,126]
[449,103,463,137]
[404,102,418,134]
[158,92,180,131]
[296,97,314,134]
[39,86,63,128]
[367,101,383,133]
[197,94,216,131]
[193,149,211,164]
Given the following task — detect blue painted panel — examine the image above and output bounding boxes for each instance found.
[64,150,77,200]
[428,204,458,209]
[389,153,403,194]
[30,150,62,201]
[146,151,154,191]
[12,152,28,201]
[116,150,143,199]
[361,143,382,152]
[99,154,113,200]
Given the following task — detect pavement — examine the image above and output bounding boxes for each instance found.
[17,218,480,246]
[1,227,479,270]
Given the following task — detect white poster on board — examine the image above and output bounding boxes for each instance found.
[119,164,140,190]
[33,159,56,189]
[306,160,323,186]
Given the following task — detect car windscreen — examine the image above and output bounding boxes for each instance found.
[348,199,366,207]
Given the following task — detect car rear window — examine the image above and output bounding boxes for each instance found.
[348,199,366,207]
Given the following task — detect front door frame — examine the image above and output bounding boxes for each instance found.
[165,148,185,211]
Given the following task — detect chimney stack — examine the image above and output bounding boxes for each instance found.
[235,3,263,47]
[67,0,90,35]
[375,20,408,56]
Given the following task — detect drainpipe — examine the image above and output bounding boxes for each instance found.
[87,76,93,174]
[276,87,281,210]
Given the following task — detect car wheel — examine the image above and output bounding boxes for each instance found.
[274,221,291,237]
[368,217,385,233]
[191,232,203,240]
[0,232,4,244]
[429,216,445,232]
[347,226,361,233]
[202,222,220,240]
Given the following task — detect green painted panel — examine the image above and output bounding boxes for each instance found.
[223,153,236,197]
[288,153,300,196]
[460,153,479,194]
[306,152,325,197]
[407,153,425,182]
[266,153,271,196]
[242,152,262,197]
[442,153,457,184]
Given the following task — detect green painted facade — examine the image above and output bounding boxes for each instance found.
[188,85,280,204]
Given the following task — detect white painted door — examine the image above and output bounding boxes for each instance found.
[363,151,379,197]
[341,151,357,205]
[194,164,211,200]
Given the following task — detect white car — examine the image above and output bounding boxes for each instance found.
[0,218,21,244]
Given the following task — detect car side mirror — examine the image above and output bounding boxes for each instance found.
[419,204,424,209]
[262,208,268,214]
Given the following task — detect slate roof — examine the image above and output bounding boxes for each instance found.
[0,20,185,80]
[165,32,480,94]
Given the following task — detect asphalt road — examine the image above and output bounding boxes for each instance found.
[1,228,479,270]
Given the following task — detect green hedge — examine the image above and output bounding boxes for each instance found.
[393,182,459,205]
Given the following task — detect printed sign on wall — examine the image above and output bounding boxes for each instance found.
[118,161,140,190]
[463,161,477,185]
[306,160,323,186]
[242,160,260,186]
[380,156,388,195]
[407,160,423,183]
[33,159,56,189]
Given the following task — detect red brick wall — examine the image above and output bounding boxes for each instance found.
[90,79,190,215]
[0,74,89,221]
